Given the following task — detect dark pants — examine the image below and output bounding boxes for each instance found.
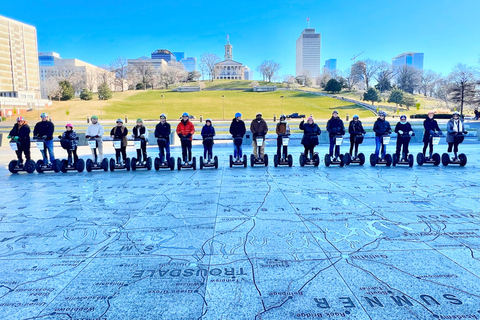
[448,142,460,154]
[349,136,360,157]
[136,140,147,162]
[396,137,409,159]
[303,143,315,159]
[157,140,170,162]
[67,147,79,165]
[203,139,213,160]
[423,141,433,157]
[276,137,287,159]
[329,136,340,158]
[115,147,127,163]
[16,146,31,163]
[181,139,192,162]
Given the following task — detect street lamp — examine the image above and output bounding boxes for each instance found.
[280,95,284,115]
[161,94,165,115]
[222,95,225,120]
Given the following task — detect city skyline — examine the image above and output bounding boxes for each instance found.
[2,0,480,80]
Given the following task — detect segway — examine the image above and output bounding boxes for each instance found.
[58,136,85,173]
[131,138,152,171]
[33,136,60,173]
[110,139,131,171]
[344,134,365,165]
[250,136,268,167]
[417,134,441,166]
[8,140,36,174]
[273,135,293,167]
[154,138,175,170]
[299,152,320,167]
[324,135,346,167]
[370,135,393,167]
[442,133,468,167]
[392,132,415,167]
[177,137,196,170]
[85,137,108,172]
[229,137,248,168]
[199,137,218,169]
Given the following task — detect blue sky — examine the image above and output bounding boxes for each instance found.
[3,0,480,79]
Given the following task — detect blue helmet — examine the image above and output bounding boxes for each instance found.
[182,112,189,117]
[235,112,242,118]
[353,114,359,119]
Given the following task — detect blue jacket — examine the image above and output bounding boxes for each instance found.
[201,125,215,138]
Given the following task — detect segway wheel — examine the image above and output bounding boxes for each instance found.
[358,153,365,166]
[441,153,450,166]
[288,154,293,167]
[432,153,440,166]
[154,158,160,171]
[243,155,247,168]
[53,159,61,173]
[344,153,351,166]
[370,154,377,167]
[61,159,69,173]
[214,156,219,169]
[274,154,278,167]
[102,158,109,171]
[199,156,204,170]
[324,154,331,167]
[229,155,233,168]
[131,157,137,171]
[125,158,131,171]
[313,154,320,167]
[177,157,182,171]
[299,154,305,167]
[459,154,467,167]
[36,160,44,173]
[86,159,93,172]
[146,157,153,170]
[192,157,196,170]
[250,154,255,167]
[8,160,18,174]
[385,154,392,167]
[392,154,398,167]
[264,154,269,167]
[408,154,414,167]
[339,154,345,167]
[416,153,424,166]
[76,159,85,172]
[25,160,36,173]
[169,157,175,170]
[110,158,116,171]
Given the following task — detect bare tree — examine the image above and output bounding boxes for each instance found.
[316,71,331,88]
[352,59,381,89]
[256,60,282,82]
[97,65,114,90]
[343,67,360,91]
[420,69,441,97]
[395,65,422,94]
[432,78,452,108]
[159,62,187,89]
[448,64,479,115]
[85,69,97,92]
[41,72,61,100]
[374,62,395,93]
[129,62,155,90]
[282,74,296,89]
[110,57,128,91]
[200,52,220,82]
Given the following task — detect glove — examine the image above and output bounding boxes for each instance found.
[463,131,468,134]
[363,131,367,134]
[94,135,99,138]
[409,131,414,136]
[429,130,435,135]
[140,134,145,138]
[438,131,443,136]
[42,135,47,140]
[110,135,115,138]
[86,135,91,138]
[58,135,62,139]
[178,133,184,138]
[186,133,192,138]
[14,136,19,141]
[388,131,392,135]
[7,135,11,139]
[398,130,403,134]
[131,134,135,138]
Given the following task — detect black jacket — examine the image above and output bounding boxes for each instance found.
[394,122,412,137]
[299,121,321,146]
[155,122,171,141]
[422,118,442,143]
[326,117,345,137]
[110,126,128,139]
[373,118,392,137]
[132,125,147,140]
[229,119,246,138]
[33,121,55,140]
[348,120,366,136]
[9,123,31,147]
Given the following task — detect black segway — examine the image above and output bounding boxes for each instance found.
[370,135,393,167]
[58,136,85,173]
[392,132,415,167]
[199,137,218,169]
[273,135,293,167]
[229,137,248,168]
[131,138,152,171]
[417,134,441,166]
[177,137,196,170]
[154,138,175,170]
[344,134,365,165]
[299,152,320,167]
[110,139,131,171]
[442,133,468,167]
[8,140,36,174]
[33,136,60,173]
[324,135,346,167]
[250,136,268,167]
[85,137,108,172]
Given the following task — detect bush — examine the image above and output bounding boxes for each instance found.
[324,79,342,93]
[80,88,93,100]
[58,80,74,101]
[98,83,112,100]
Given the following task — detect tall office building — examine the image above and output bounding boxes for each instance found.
[244,66,253,80]
[392,52,424,70]
[180,57,197,72]
[0,15,41,99]
[324,59,337,73]
[173,52,185,61]
[296,28,321,78]
[151,49,176,62]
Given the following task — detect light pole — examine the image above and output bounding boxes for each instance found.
[222,95,225,120]
[280,95,284,115]
[161,94,165,115]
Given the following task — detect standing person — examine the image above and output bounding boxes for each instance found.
[446,111,467,159]
[299,116,321,159]
[275,114,290,160]
[155,113,171,163]
[33,112,55,164]
[422,111,442,157]
[348,115,366,157]
[132,118,149,163]
[373,111,392,159]
[326,110,345,159]
[59,124,78,165]
[8,117,31,166]
[394,115,414,160]
[474,108,479,120]
[85,115,104,162]
[229,112,246,161]
[201,118,216,162]
[176,112,195,164]
[110,119,128,163]
[250,113,268,160]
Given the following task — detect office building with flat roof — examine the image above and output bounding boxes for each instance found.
[392,52,424,70]
[324,59,337,73]
[296,28,321,78]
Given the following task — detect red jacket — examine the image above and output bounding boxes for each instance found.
[176,120,195,140]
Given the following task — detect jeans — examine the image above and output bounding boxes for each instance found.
[375,136,387,158]
[67,147,79,165]
[448,142,460,154]
[329,136,340,158]
[234,145,242,159]
[41,140,55,163]
[204,145,213,160]
[181,139,192,162]
[115,147,127,163]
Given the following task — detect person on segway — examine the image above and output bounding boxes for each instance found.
[59,123,79,166]
[155,114,171,163]
[373,111,392,159]
[326,110,345,160]
[33,112,56,164]
[229,113,246,162]
[276,114,290,160]
[299,116,321,161]
[8,117,31,167]
[348,115,366,158]
[422,111,442,157]
[394,115,414,162]
[110,119,129,163]
[250,113,268,161]
[201,118,216,163]
[132,118,149,163]
[446,111,467,160]
[176,112,195,165]
[85,115,104,162]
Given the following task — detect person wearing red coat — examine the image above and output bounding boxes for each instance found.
[176,113,195,163]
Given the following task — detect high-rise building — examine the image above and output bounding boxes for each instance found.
[151,49,176,62]
[0,15,41,100]
[173,52,185,61]
[244,66,253,80]
[324,59,337,73]
[296,28,321,78]
[392,52,424,70]
[180,57,197,72]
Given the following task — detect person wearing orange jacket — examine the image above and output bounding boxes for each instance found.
[176,112,195,164]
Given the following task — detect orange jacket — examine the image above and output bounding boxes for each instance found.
[176,120,195,140]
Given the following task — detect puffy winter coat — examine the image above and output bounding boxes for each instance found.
[110,126,128,146]
[446,118,466,143]
[85,123,104,137]
[394,122,413,136]
[373,118,392,137]
[132,125,149,141]
[276,122,290,136]
[250,118,268,138]
[229,119,246,138]
[9,123,31,147]
[60,130,78,150]
[176,120,195,140]
[348,120,366,136]
[326,117,345,137]
[423,118,442,143]
[201,125,215,145]
[299,120,321,146]
[33,120,55,140]
[155,122,171,142]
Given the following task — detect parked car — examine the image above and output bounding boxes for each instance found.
[286,113,305,119]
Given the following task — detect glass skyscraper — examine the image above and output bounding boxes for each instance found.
[151,49,176,62]
[392,52,424,70]
[324,59,337,73]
